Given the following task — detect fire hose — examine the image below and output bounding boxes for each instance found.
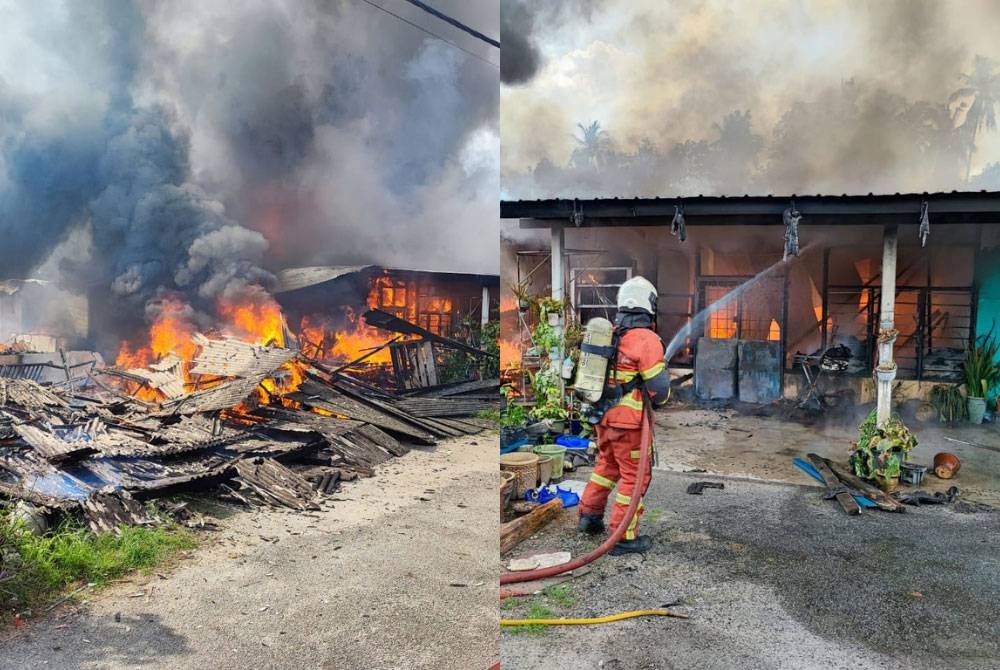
[500,399,653,588]
[494,400,662,669]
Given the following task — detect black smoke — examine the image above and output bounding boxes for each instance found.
[0,0,499,352]
[500,0,604,86]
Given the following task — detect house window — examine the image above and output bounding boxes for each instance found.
[822,245,976,381]
[570,266,632,323]
[417,296,454,336]
[699,277,785,343]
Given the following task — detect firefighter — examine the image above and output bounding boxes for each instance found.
[578,276,670,555]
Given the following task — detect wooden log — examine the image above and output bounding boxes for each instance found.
[806,453,861,516]
[822,457,906,513]
[500,498,564,555]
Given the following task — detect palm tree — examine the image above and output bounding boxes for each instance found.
[949,55,1000,183]
[570,121,610,168]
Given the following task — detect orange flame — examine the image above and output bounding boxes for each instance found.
[297,313,392,364]
[499,338,521,369]
[218,297,286,347]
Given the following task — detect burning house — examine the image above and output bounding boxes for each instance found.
[0,263,500,531]
[501,191,1000,409]
[274,265,500,389]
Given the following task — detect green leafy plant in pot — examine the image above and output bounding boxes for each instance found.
[529,387,570,433]
[499,386,528,446]
[962,332,1000,424]
[929,384,966,423]
[850,410,917,492]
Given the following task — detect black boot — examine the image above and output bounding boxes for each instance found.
[609,535,652,555]
[578,513,605,535]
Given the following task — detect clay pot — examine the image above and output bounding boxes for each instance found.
[933,452,961,479]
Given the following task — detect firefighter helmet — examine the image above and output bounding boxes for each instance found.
[616,276,657,316]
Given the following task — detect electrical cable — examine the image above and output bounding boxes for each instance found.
[356,0,499,68]
[401,0,499,48]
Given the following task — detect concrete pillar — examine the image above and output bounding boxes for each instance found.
[550,225,565,303]
[481,285,490,326]
[876,226,898,426]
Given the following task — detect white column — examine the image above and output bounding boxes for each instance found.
[550,225,565,303]
[876,226,898,426]
[481,285,490,326]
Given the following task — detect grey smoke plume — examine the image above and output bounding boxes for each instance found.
[0,0,499,351]
[501,0,1000,199]
[500,0,604,86]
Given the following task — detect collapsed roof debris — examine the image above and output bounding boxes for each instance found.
[0,325,498,534]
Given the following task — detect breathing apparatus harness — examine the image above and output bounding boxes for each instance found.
[579,311,660,425]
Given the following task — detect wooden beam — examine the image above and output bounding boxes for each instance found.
[500,498,564,554]
[807,453,861,516]
[822,457,906,513]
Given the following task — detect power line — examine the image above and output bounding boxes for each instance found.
[401,0,499,49]
[356,0,499,69]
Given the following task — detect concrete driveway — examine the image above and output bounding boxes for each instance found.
[501,470,1000,670]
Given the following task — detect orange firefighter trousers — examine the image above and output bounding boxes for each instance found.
[579,424,652,540]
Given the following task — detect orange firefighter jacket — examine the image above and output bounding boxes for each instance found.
[601,327,668,430]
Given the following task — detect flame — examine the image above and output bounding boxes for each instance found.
[218,297,286,347]
[500,338,521,369]
[298,313,393,364]
[500,296,518,313]
[115,298,197,370]
[114,298,199,401]
[768,319,781,342]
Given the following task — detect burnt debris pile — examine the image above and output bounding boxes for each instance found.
[0,329,498,533]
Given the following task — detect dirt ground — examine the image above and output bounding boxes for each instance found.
[655,401,1000,505]
[501,469,1000,670]
[0,436,500,670]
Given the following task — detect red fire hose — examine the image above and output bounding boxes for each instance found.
[500,402,653,588]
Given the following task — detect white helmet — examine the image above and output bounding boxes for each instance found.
[617,276,657,316]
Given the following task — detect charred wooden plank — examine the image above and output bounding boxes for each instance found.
[82,489,155,534]
[807,453,861,516]
[822,457,906,513]
[233,457,319,511]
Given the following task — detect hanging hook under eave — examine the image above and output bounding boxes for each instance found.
[671,203,687,242]
[571,199,584,227]
[919,201,930,248]
[783,200,801,261]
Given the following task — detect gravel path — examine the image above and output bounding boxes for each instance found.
[502,470,1000,670]
[2,437,500,670]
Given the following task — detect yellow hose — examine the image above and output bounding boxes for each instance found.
[500,608,687,627]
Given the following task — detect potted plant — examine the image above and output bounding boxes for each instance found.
[510,283,531,313]
[529,387,570,433]
[850,410,917,492]
[537,296,565,326]
[962,333,1000,424]
[499,386,528,447]
[929,384,966,423]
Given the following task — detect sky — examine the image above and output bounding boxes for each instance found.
[500,0,1000,200]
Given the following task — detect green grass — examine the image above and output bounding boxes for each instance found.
[542,584,577,608]
[476,408,501,426]
[504,601,555,635]
[1,516,197,616]
[644,508,665,524]
[503,584,579,635]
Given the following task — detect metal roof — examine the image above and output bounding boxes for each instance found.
[275,266,375,294]
[501,190,1000,227]
[275,265,499,294]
